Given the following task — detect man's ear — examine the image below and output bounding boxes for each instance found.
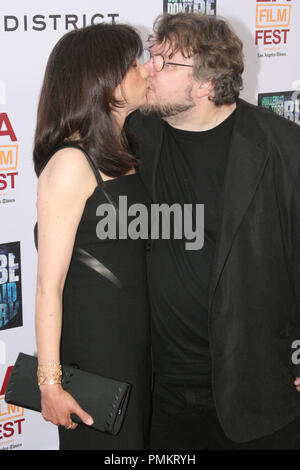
[195,80,214,98]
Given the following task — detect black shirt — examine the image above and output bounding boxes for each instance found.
[149,110,236,406]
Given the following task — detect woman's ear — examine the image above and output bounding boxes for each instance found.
[112,83,127,106]
[113,83,123,102]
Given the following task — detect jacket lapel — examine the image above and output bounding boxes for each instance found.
[208,99,270,313]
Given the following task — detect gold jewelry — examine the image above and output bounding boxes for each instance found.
[65,421,74,430]
[37,363,62,386]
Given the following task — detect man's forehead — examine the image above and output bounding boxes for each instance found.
[150,41,194,61]
[150,41,183,59]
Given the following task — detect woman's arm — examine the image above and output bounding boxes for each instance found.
[35,147,96,428]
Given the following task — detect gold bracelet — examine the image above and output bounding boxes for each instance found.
[37,364,62,386]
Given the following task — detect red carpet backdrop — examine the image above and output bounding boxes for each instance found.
[0,0,299,450]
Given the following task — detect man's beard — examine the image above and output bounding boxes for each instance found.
[140,102,195,117]
[140,83,195,118]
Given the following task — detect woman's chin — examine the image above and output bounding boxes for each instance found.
[132,95,148,111]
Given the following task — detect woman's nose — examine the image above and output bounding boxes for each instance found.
[139,62,150,79]
[138,62,149,79]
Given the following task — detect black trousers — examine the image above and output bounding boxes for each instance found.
[150,380,300,450]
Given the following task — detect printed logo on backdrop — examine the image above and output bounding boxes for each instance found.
[258,90,300,125]
[0,366,24,449]
[0,112,18,205]
[0,242,23,331]
[163,0,216,16]
[255,0,293,59]
[0,12,120,32]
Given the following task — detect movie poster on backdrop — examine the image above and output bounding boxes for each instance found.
[163,0,216,16]
[258,90,300,125]
[0,241,23,332]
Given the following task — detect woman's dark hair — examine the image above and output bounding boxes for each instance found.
[33,23,143,176]
[150,13,244,106]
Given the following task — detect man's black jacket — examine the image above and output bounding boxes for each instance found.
[127,98,300,442]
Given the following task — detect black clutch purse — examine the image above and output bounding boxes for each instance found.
[4,352,131,435]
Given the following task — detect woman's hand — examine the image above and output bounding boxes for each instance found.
[40,383,94,430]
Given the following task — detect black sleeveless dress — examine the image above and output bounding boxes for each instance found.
[37,143,151,450]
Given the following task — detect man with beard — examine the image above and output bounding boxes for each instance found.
[127,12,300,449]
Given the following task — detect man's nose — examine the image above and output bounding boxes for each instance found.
[144,59,155,77]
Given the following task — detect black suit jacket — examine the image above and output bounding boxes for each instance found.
[127,98,300,442]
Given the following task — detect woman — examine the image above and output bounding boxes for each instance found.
[33,23,151,450]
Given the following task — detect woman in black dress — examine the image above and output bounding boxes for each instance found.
[33,23,151,450]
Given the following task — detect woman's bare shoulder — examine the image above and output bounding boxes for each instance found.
[37,146,96,197]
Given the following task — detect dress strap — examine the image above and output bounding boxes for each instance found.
[38,142,104,185]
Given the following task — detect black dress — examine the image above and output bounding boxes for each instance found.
[37,143,151,450]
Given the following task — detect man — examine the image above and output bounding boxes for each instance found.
[128,12,300,449]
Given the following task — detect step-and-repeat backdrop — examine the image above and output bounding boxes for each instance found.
[0,0,299,450]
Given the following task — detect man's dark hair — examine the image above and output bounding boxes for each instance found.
[150,13,244,106]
